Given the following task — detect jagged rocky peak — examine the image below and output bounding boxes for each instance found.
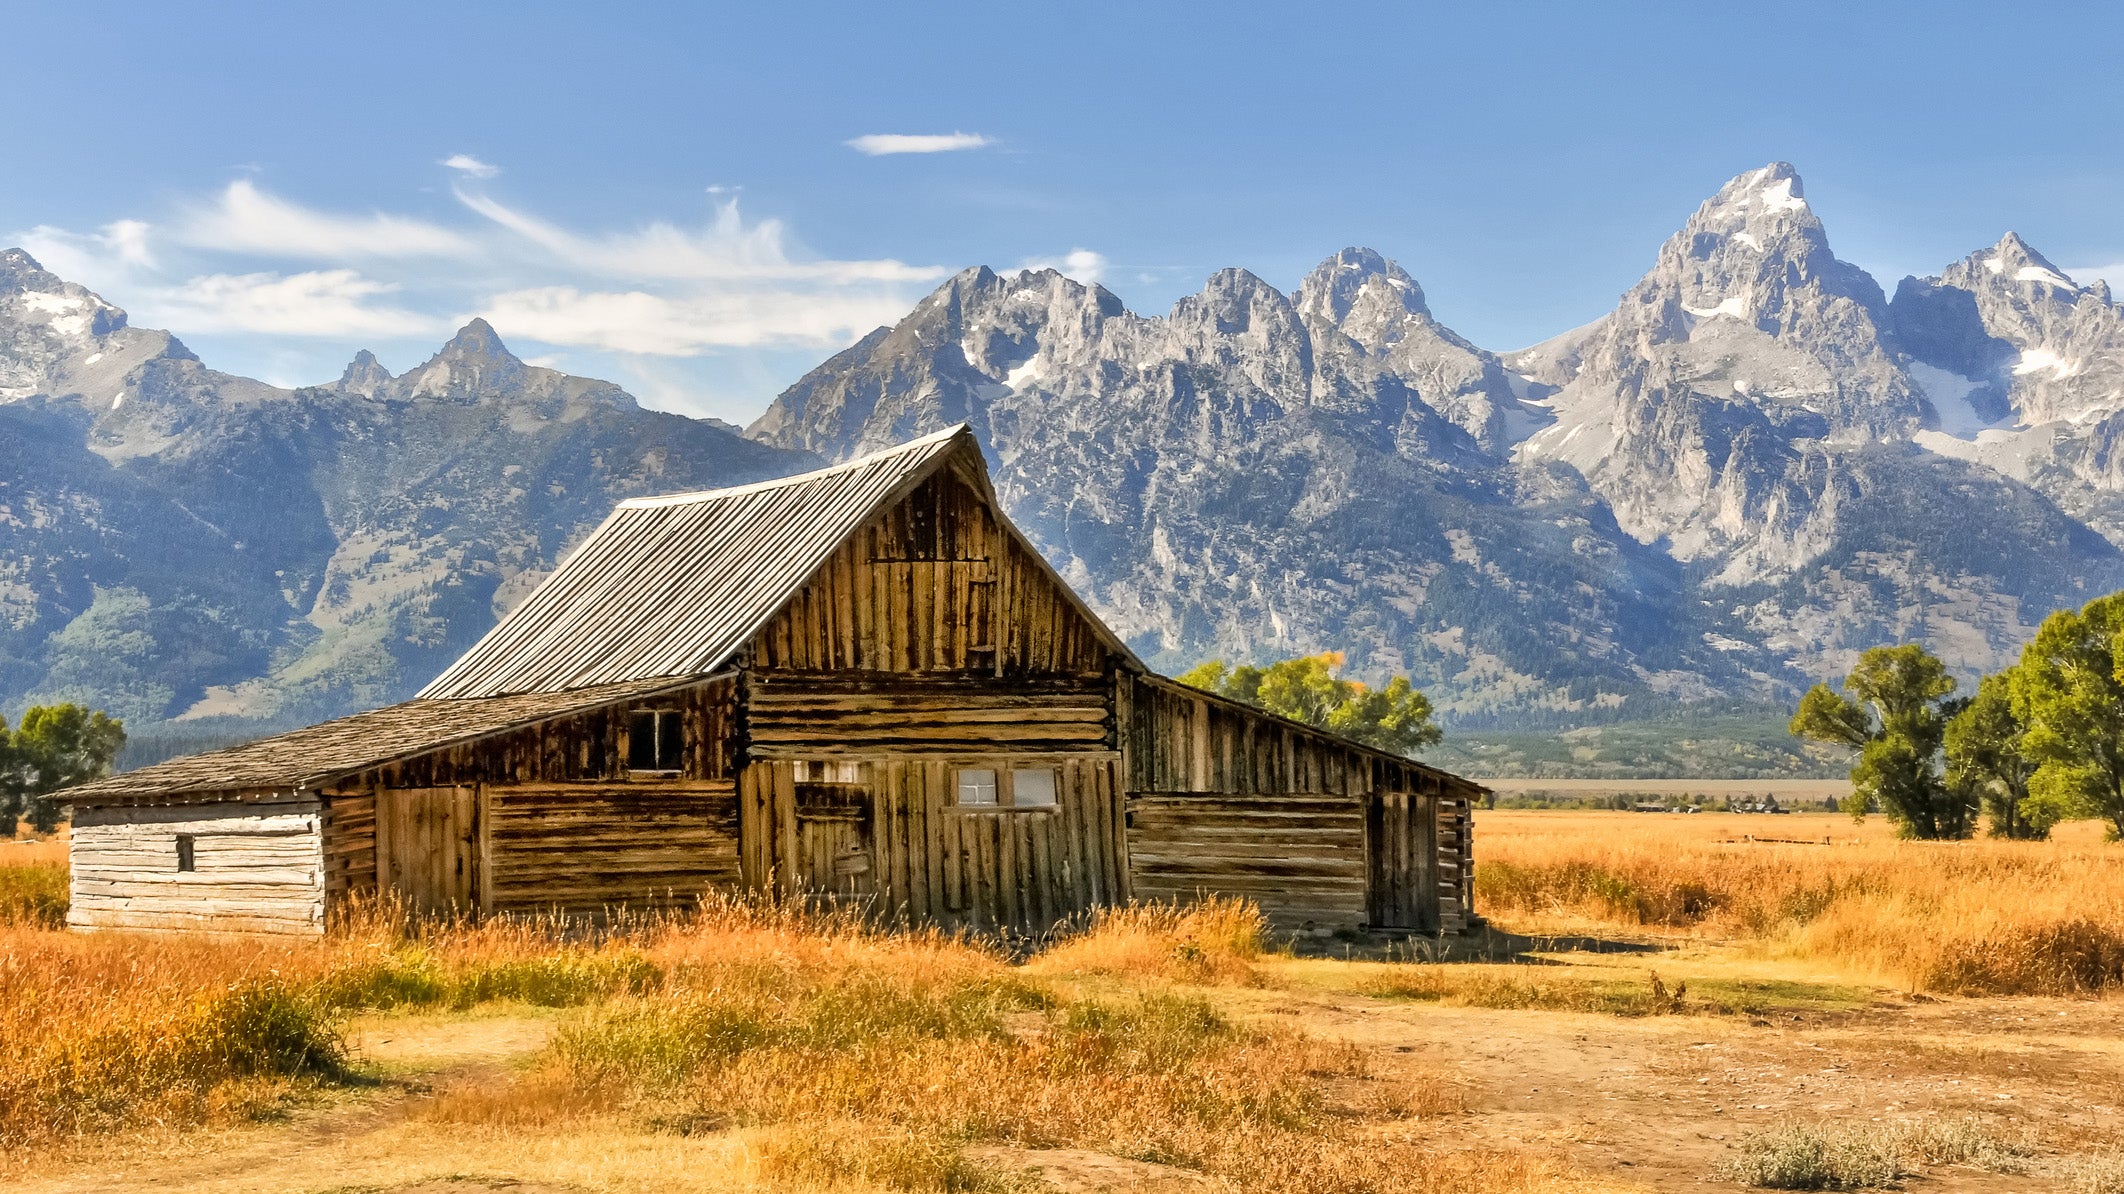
[1894,231,2124,427]
[1296,247,1429,326]
[400,318,527,400]
[0,247,129,338]
[335,349,394,398]
[1962,231,2080,291]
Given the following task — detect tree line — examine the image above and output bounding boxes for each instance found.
[1791,591,2124,841]
[1177,652,1444,756]
[2,705,126,836]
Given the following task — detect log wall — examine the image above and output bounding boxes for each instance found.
[1127,793,1366,930]
[485,783,741,915]
[359,677,736,789]
[69,800,324,935]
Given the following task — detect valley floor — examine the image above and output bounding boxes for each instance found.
[9,943,2122,1194]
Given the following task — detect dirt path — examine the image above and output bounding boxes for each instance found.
[1232,987,2124,1191]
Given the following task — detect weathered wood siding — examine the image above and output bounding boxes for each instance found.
[1366,792,1440,933]
[749,465,1110,677]
[739,755,1124,932]
[69,800,324,935]
[358,677,737,789]
[1127,794,1365,930]
[486,783,741,915]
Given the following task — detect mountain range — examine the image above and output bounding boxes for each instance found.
[5,162,2123,770]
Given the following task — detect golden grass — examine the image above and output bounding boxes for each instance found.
[1475,810,2124,996]
[0,885,1627,1193]
[1027,896,1267,985]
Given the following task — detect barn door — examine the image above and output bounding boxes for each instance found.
[1365,792,1439,932]
[793,768,875,902]
[375,785,479,916]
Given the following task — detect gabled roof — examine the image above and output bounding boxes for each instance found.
[63,676,701,802]
[420,424,1136,701]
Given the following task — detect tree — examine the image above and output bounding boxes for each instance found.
[1177,652,1443,756]
[1789,644,1972,839]
[1944,670,2058,839]
[0,704,128,836]
[2011,594,2124,840]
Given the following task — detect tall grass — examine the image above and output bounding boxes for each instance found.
[1476,811,2124,995]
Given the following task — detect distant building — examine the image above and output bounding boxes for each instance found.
[66,427,1484,937]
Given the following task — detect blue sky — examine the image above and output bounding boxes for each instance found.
[6,0,2121,423]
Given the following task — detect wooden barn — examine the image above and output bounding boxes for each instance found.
[64,426,1484,937]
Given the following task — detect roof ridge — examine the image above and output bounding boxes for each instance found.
[616,422,972,510]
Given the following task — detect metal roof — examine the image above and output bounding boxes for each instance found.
[65,676,700,802]
[420,424,978,700]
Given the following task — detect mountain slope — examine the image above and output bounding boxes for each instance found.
[0,253,811,724]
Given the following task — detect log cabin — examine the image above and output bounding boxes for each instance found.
[64,425,1485,937]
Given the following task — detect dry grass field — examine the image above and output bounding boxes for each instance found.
[3,811,2123,1194]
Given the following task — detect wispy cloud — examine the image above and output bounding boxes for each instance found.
[12,173,956,405]
[156,270,441,338]
[440,153,500,179]
[178,180,472,259]
[846,132,993,156]
[479,285,911,354]
[1017,248,1108,285]
[453,187,946,284]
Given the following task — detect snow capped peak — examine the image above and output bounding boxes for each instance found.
[1980,232,2077,291]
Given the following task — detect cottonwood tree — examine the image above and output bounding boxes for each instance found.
[1177,652,1443,756]
[1790,644,1972,839]
[1944,671,2056,839]
[2011,594,2124,840]
[0,704,128,836]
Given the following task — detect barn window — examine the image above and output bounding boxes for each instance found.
[175,834,196,872]
[628,710,684,772]
[1012,768,1058,807]
[955,768,999,807]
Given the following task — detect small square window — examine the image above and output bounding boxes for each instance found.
[1012,768,1057,807]
[628,710,684,772]
[955,768,998,807]
[175,834,196,872]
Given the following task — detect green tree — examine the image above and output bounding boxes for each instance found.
[1178,652,1443,756]
[1789,644,1972,839]
[0,704,128,836]
[1944,670,2058,839]
[2011,594,2124,840]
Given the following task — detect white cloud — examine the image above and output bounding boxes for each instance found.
[156,270,440,338]
[440,154,500,179]
[2066,261,2124,293]
[454,188,946,284]
[846,132,994,156]
[179,180,472,259]
[1018,248,1108,285]
[17,220,158,280]
[478,285,911,355]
